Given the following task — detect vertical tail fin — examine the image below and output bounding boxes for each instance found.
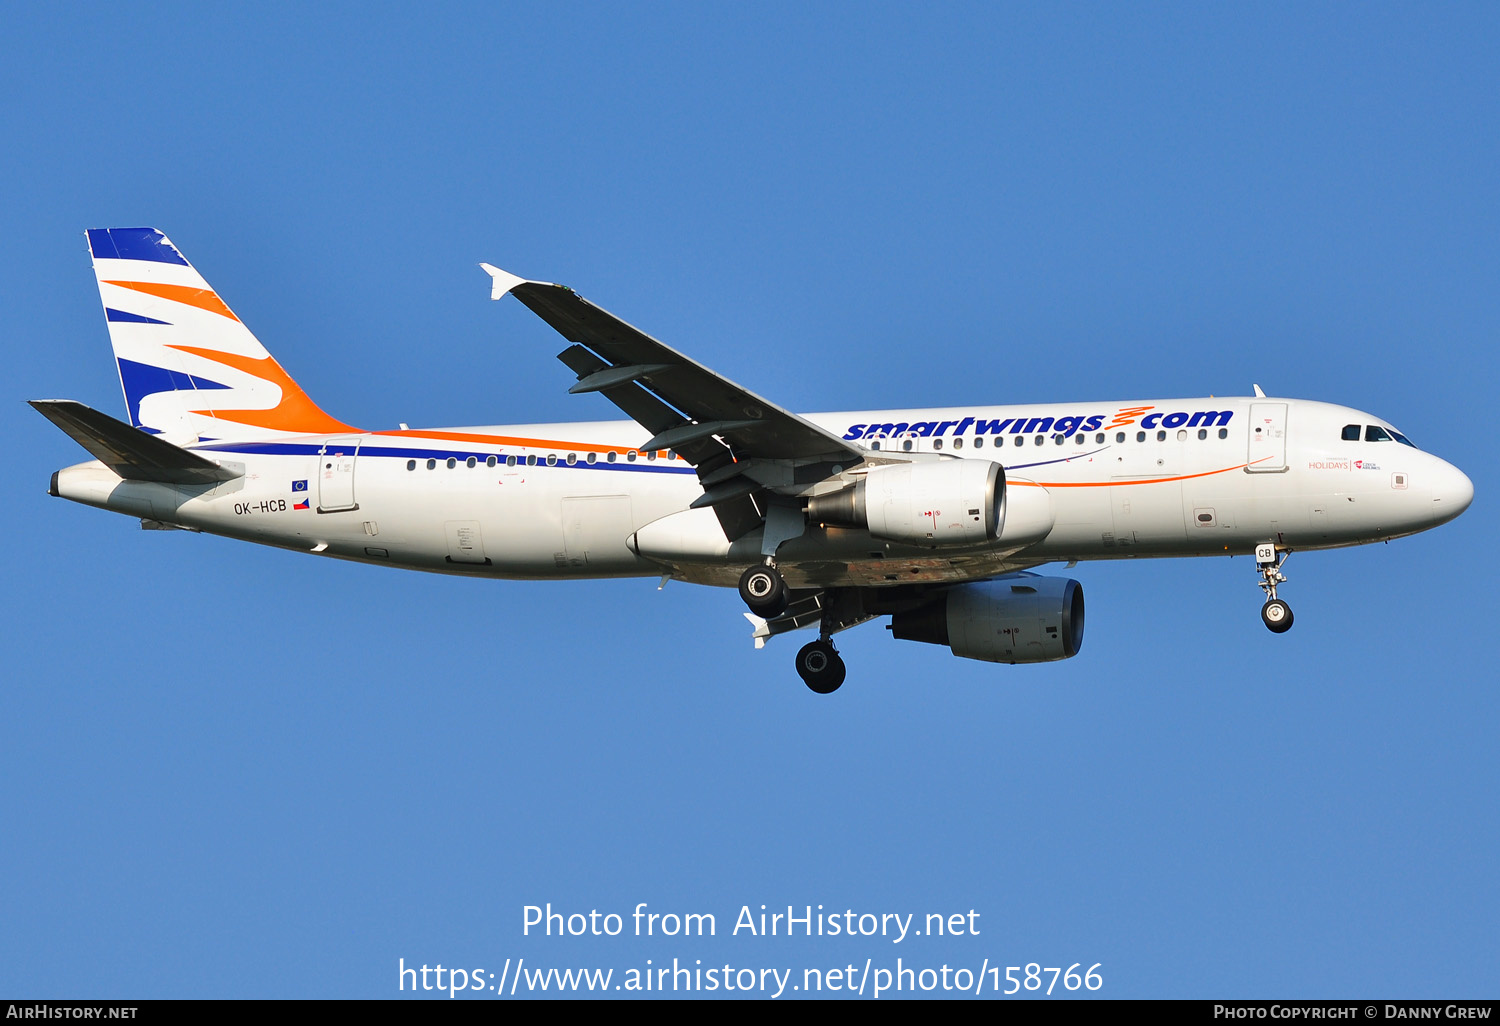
[87,228,354,440]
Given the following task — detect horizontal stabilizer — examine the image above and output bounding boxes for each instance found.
[30,399,242,484]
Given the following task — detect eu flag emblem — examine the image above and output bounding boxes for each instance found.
[291,480,308,492]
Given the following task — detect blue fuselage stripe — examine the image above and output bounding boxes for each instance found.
[190,441,698,473]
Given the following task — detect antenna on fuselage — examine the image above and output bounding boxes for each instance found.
[1253,384,1267,398]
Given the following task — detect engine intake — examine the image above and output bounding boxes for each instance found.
[888,576,1085,664]
[807,459,1004,546]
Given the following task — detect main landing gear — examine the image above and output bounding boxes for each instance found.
[1255,543,1294,634]
[796,639,846,694]
[738,562,788,617]
[739,564,849,693]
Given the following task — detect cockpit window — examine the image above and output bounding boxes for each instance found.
[1364,425,1392,442]
[1341,424,1361,441]
[1390,429,1417,448]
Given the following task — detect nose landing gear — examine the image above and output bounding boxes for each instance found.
[1255,543,1294,633]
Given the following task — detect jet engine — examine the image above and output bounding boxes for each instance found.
[887,575,1085,664]
[806,459,1004,546]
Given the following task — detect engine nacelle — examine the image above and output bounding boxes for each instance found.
[807,459,1004,546]
[888,576,1085,664]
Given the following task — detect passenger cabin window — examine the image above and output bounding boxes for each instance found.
[1365,425,1392,442]
[1197,429,1207,440]
[1218,428,1229,439]
[1136,431,1146,442]
[446,457,457,469]
[973,438,984,448]
[1116,432,1126,443]
[1342,424,1361,441]
[506,455,517,467]
[953,438,963,450]
[406,459,416,471]
[466,456,477,468]
[933,439,943,450]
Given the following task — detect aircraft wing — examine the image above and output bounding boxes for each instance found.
[481,266,863,470]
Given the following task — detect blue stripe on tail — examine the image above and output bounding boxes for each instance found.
[87,228,189,266]
[116,358,230,428]
[105,308,171,325]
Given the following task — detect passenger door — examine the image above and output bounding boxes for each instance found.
[1246,403,1288,473]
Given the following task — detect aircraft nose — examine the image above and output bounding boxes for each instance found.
[1427,459,1473,524]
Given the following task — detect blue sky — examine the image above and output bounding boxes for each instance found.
[3,2,1495,999]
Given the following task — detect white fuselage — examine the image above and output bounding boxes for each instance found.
[51,396,1473,589]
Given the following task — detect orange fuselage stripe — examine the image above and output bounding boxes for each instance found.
[1011,456,1271,488]
[371,428,675,456]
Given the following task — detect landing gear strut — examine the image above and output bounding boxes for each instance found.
[1255,543,1294,633]
[739,562,787,617]
[796,639,846,694]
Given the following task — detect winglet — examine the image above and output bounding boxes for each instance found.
[479,263,530,301]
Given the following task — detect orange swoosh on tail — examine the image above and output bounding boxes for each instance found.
[168,345,358,435]
[103,281,239,321]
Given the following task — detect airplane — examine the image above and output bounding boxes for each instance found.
[32,228,1474,693]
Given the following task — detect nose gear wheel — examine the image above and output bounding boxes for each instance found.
[1254,544,1293,633]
